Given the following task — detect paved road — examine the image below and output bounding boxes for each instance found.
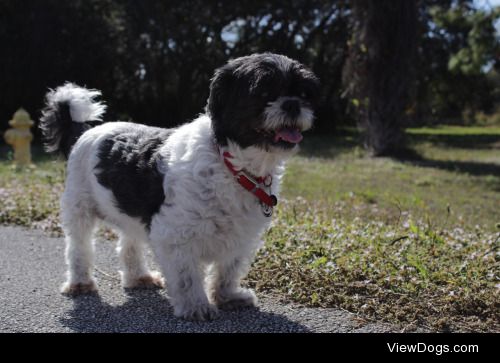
[0,226,398,333]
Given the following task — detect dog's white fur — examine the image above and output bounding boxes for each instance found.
[50,53,319,322]
[264,96,314,132]
[60,112,295,320]
[45,83,107,123]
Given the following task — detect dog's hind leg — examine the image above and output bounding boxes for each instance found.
[60,196,98,296]
[117,236,164,289]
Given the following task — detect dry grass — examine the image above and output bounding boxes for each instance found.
[1,125,499,331]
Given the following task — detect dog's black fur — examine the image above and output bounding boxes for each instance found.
[95,127,174,229]
[40,101,95,159]
[207,53,320,149]
[39,53,319,231]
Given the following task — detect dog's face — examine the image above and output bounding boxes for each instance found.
[207,53,320,151]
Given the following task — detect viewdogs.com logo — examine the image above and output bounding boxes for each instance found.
[387,343,479,355]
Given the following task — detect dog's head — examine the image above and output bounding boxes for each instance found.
[207,53,320,152]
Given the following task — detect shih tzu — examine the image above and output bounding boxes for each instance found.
[39,53,320,321]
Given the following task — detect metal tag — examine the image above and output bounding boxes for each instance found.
[261,203,273,217]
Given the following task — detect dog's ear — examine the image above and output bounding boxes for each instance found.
[206,64,233,123]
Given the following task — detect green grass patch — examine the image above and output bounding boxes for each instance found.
[248,199,498,332]
[0,126,499,332]
[407,125,500,136]
[0,149,65,233]
[289,125,500,231]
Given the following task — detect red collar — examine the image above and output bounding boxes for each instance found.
[220,150,278,210]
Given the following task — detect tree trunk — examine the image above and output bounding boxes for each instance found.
[343,0,418,156]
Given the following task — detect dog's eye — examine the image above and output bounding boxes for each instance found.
[300,91,309,99]
[261,91,269,98]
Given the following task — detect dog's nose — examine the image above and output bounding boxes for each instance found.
[281,100,301,118]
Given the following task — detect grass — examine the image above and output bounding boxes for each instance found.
[0,126,499,332]
[0,149,65,233]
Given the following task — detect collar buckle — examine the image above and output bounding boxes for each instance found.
[218,146,278,217]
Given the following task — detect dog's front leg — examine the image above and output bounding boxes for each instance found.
[151,241,218,321]
[207,256,258,311]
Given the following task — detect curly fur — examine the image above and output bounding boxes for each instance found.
[39,53,319,321]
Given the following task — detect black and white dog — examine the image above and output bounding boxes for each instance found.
[40,53,319,321]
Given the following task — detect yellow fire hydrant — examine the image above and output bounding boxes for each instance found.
[4,108,34,168]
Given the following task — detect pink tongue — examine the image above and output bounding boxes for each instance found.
[274,129,303,144]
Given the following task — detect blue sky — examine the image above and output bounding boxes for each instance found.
[221,1,500,46]
[474,0,500,33]
[474,0,500,8]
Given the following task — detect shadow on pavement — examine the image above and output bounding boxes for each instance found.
[59,290,311,333]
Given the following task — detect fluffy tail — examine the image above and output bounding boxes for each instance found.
[39,83,106,159]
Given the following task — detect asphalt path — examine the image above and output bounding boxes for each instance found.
[0,226,398,333]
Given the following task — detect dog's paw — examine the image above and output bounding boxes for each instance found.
[61,281,98,296]
[215,288,258,311]
[174,302,219,321]
[122,271,165,289]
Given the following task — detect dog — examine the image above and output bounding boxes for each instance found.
[39,53,320,321]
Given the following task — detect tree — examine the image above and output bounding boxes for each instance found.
[343,0,418,156]
[0,0,121,137]
[1,0,498,143]
[114,0,351,131]
[415,1,500,123]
